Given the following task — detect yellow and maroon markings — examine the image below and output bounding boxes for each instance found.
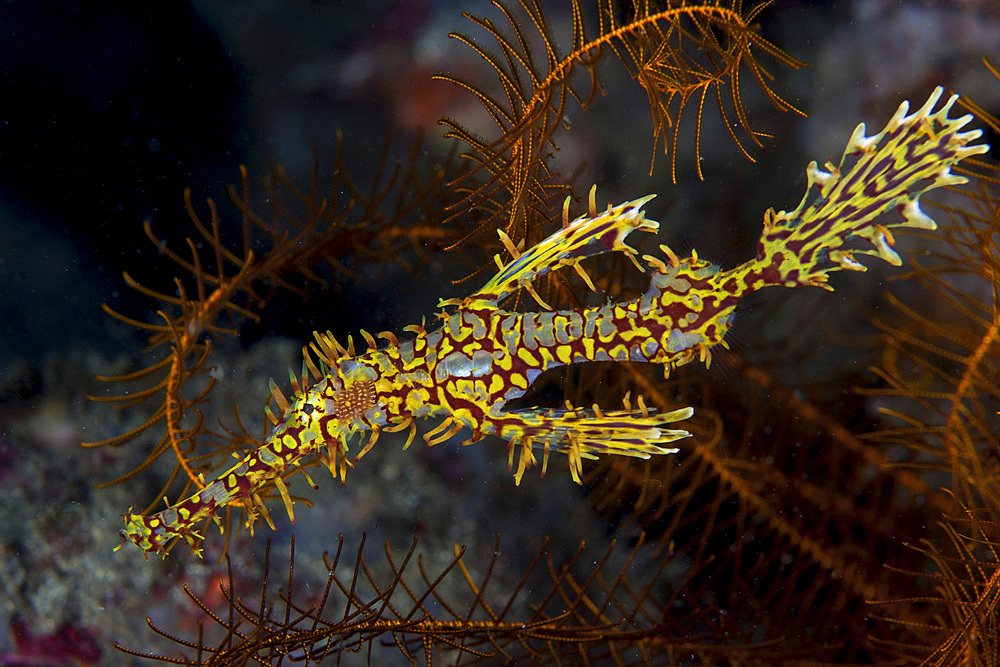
[119,88,987,556]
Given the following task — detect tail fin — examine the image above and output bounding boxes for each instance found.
[751,86,987,291]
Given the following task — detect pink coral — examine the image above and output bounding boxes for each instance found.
[2,616,101,667]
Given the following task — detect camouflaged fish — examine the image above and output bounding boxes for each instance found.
[119,87,987,556]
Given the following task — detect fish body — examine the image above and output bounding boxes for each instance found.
[119,87,988,556]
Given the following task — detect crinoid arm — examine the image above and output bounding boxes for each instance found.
[462,191,659,310]
[487,395,693,485]
[753,86,989,290]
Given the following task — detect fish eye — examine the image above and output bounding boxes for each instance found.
[302,403,315,415]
